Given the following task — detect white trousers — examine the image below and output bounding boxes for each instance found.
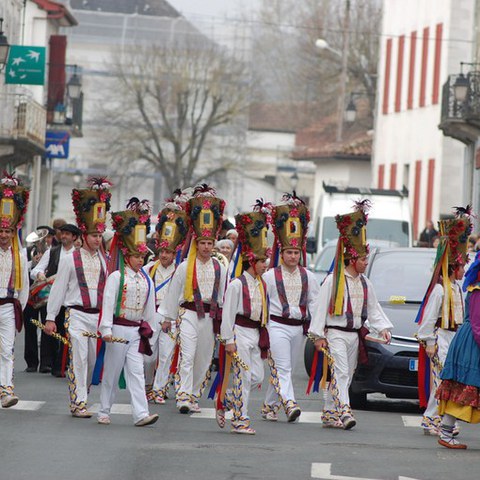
[176,309,215,402]
[264,322,304,408]
[324,329,359,412]
[144,323,176,394]
[424,328,456,419]
[98,325,150,423]
[234,325,264,420]
[0,304,15,395]
[66,309,98,411]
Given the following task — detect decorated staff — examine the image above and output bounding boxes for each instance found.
[211,199,272,435]
[416,206,472,436]
[160,184,227,414]
[308,200,393,430]
[144,189,190,404]
[0,172,29,408]
[96,198,159,427]
[44,177,111,418]
[262,192,320,423]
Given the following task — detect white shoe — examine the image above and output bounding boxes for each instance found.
[97,416,111,425]
[135,414,159,427]
[1,395,19,408]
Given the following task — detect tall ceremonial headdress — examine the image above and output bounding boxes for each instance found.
[415,205,473,408]
[329,199,371,316]
[415,205,473,329]
[156,189,190,260]
[109,197,152,272]
[0,171,29,290]
[270,191,310,267]
[183,184,225,301]
[71,177,112,235]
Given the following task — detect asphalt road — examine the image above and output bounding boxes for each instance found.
[1,335,479,480]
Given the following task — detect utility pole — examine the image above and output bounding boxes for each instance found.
[336,0,351,142]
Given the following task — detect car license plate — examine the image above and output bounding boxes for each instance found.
[409,359,418,372]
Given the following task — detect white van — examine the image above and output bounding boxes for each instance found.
[307,183,412,256]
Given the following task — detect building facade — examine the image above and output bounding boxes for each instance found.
[373,0,475,239]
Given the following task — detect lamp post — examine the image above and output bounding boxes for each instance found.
[0,18,10,71]
[290,170,299,191]
[67,65,82,100]
[315,1,351,142]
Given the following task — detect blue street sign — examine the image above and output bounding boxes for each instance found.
[45,130,70,159]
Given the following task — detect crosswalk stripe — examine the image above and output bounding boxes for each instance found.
[401,416,422,427]
[9,400,45,411]
[191,408,323,423]
[89,403,132,414]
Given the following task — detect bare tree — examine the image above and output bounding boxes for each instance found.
[101,41,250,191]
[250,0,381,125]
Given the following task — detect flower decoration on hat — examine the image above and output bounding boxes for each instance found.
[329,199,371,316]
[186,183,225,241]
[0,171,30,291]
[156,189,190,253]
[111,197,152,258]
[71,177,112,234]
[439,205,473,268]
[235,198,273,265]
[0,171,30,231]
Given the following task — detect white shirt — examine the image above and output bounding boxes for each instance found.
[30,245,74,280]
[263,265,321,320]
[160,257,227,322]
[144,260,175,309]
[99,266,157,338]
[46,248,107,321]
[0,246,29,308]
[221,272,263,344]
[309,271,393,338]
[417,282,464,346]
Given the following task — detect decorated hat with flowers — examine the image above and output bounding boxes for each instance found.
[272,192,310,252]
[415,206,473,336]
[235,199,273,263]
[156,190,190,252]
[186,184,225,242]
[335,199,370,260]
[0,172,29,231]
[71,177,112,235]
[329,200,371,316]
[111,197,151,257]
[438,205,473,267]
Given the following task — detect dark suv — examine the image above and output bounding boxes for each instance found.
[305,247,436,407]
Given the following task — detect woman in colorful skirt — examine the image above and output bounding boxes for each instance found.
[436,250,480,449]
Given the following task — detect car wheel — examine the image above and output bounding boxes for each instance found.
[304,339,315,376]
[349,390,368,409]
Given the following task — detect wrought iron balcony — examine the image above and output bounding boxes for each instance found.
[0,93,47,160]
[439,72,480,144]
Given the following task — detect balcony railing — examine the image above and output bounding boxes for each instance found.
[0,94,46,151]
[439,72,480,143]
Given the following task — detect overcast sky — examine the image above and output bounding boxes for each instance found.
[169,0,260,21]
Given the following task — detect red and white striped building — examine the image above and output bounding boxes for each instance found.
[373,0,475,239]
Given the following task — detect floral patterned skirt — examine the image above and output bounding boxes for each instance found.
[437,380,480,423]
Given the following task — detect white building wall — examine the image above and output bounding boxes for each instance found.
[374,0,474,239]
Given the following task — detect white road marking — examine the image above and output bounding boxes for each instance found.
[8,400,45,411]
[401,416,422,427]
[89,403,132,414]
[188,407,233,419]
[311,463,420,480]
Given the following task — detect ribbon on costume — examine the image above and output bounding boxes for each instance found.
[415,335,443,409]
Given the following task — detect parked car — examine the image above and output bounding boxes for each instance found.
[310,239,401,286]
[305,247,437,408]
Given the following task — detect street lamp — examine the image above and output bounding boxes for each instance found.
[0,18,10,71]
[67,65,82,99]
[290,171,299,191]
[345,96,357,123]
[453,74,469,102]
